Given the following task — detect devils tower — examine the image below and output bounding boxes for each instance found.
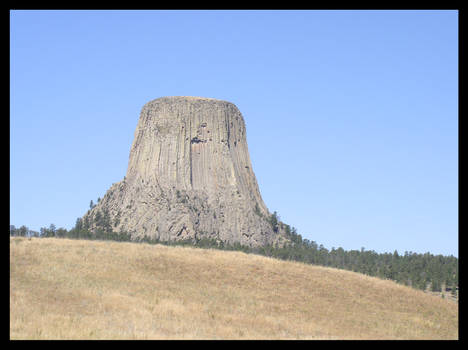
[83,96,289,247]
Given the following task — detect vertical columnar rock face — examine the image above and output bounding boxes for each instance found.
[84,96,289,247]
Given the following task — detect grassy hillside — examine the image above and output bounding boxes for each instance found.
[10,237,458,340]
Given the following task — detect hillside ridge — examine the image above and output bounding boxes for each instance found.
[10,237,458,340]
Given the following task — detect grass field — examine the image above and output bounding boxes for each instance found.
[10,237,458,339]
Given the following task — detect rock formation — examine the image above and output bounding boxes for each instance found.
[83,96,289,247]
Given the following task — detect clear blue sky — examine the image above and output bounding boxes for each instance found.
[10,10,458,257]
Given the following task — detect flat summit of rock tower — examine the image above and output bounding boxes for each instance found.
[83,96,289,247]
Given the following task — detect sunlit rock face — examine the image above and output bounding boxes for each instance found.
[84,96,289,247]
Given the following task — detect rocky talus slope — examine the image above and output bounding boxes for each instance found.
[83,96,289,247]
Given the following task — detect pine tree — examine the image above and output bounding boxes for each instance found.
[94,210,102,228]
[83,216,90,231]
[75,218,83,232]
[431,278,441,292]
[269,211,279,232]
[56,227,67,238]
[48,224,56,237]
[451,285,457,298]
[18,225,28,237]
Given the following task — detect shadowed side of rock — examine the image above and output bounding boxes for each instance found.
[83,96,289,247]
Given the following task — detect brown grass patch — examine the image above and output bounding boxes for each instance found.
[10,237,458,339]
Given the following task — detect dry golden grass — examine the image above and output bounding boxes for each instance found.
[10,237,458,340]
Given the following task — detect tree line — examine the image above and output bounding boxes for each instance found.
[10,209,458,295]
